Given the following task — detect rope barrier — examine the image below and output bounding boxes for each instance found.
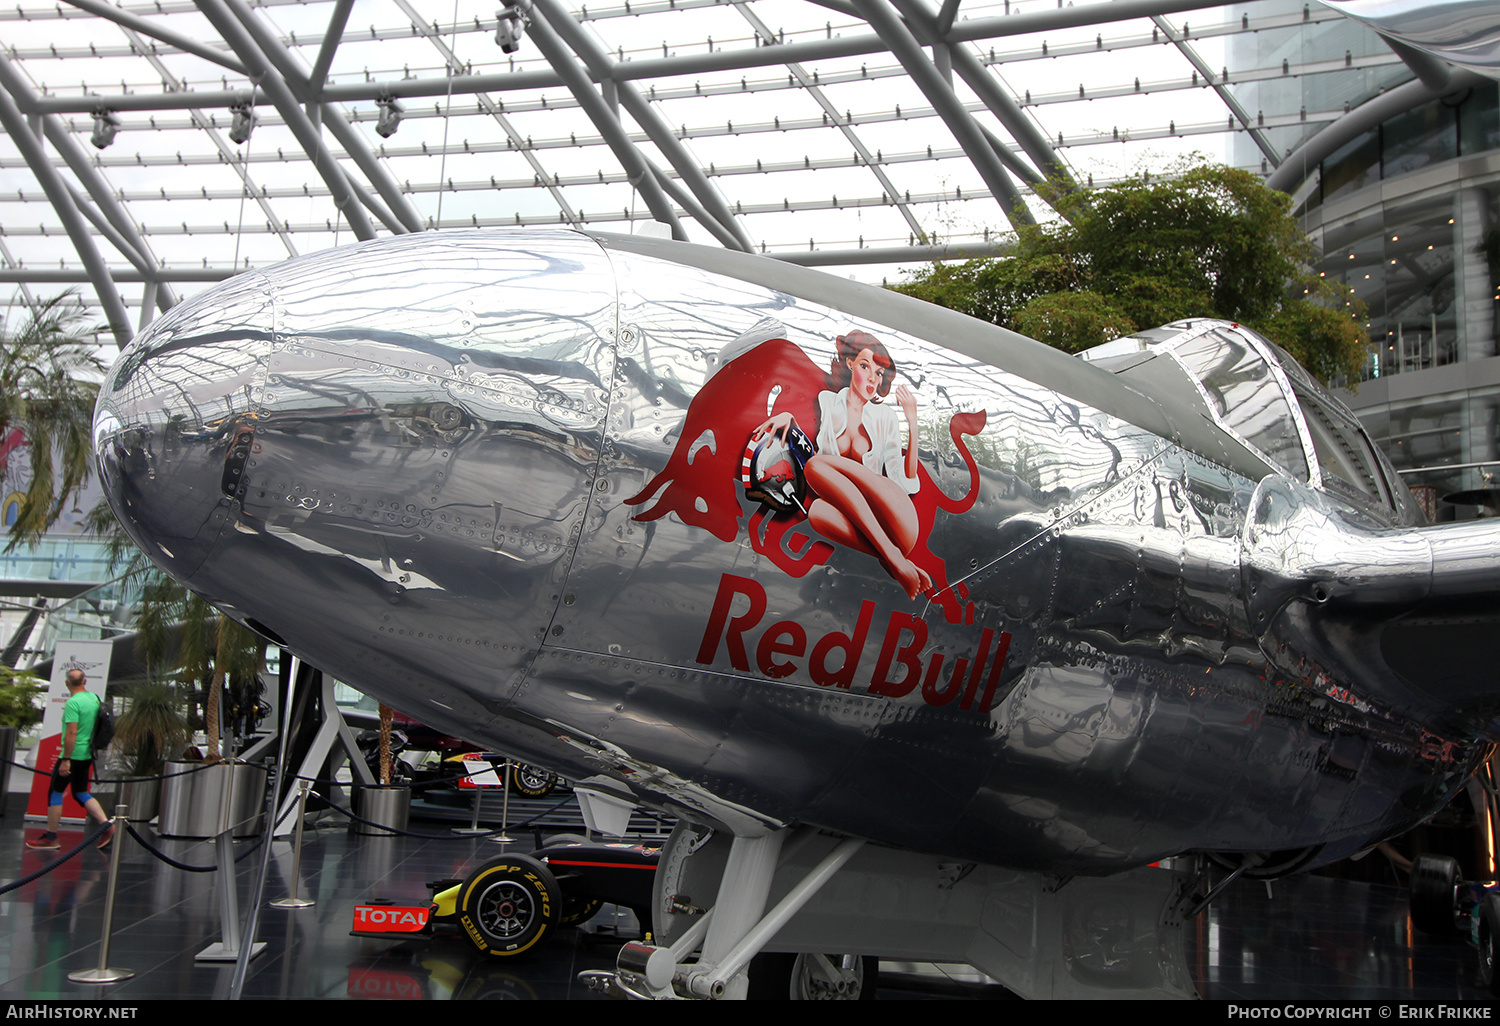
[288,764,502,792]
[315,783,578,840]
[0,765,651,897]
[4,755,224,785]
[122,823,216,873]
[0,820,111,896]
[121,822,266,873]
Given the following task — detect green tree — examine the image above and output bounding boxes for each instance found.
[130,575,265,765]
[0,294,105,549]
[1012,291,1138,355]
[893,161,1366,383]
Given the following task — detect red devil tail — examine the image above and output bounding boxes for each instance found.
[935,410,987,515]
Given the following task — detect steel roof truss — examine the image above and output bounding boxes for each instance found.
[59,0,248,76]
[0,85,131,345]
[195,0,377,242]
[519,4,686,239]
[309,0,355,99]
[851,0,1034,230]
[533,0,753,251]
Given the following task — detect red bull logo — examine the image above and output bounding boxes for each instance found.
[696,573,1011,714]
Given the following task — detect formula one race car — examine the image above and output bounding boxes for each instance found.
[353,838,660,957]
[1408,853,1500,993]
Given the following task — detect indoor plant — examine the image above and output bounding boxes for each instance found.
[0,664,43,817]
[112,679,191,822]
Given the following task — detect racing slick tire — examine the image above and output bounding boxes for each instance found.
[457,853,561,957]
[510,764,557,798]
[1410,853,1462,935]
[1480,893,1500,994]
[746,953,878,1000]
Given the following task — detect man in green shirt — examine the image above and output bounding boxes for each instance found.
[26,669,112,850]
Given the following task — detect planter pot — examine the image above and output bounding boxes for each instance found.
[352,786,410,836]
[158,761,268,838]
[118,776,162,822]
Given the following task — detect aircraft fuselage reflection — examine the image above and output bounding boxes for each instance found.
[95,229,1492,875]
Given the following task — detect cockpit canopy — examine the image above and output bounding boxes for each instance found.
[1080,320,1420,524]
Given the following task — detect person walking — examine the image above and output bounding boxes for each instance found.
[26,669,112,850]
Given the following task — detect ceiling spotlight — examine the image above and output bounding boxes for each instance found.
[495,5,525,53]
[376,96,404,139]
[90,110,120,150]
[229,103,256,145]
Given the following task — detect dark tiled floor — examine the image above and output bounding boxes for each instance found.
[1196,873,1490,1001]
[0,802,1491,1001]
[0,805,625,1001]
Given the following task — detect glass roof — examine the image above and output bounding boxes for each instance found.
[0,0,1410,342]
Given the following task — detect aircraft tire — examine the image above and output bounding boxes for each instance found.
[745,953,878,1000]
[1410,853,1462,935]
[510,764,557,798]
[457,854,561,957]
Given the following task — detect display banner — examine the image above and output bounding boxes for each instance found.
[26,638,114,822]
[454,752,506,788]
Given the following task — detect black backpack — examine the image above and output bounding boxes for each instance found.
[91,694,114,754]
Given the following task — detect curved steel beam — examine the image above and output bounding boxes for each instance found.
[124,31,298,259]
[948,0,1224,44]
[776,239,1010,265]
[60,0,247,75]
[221,0,420,234]
[936,0,963,35]
[0,88,131,345]
[1265,68,1482,193]
[195,0,377,242]
[308,0,355,97]
[61,182,151,273]
[0,51,177,311]
[732,0,931,241]
[647,167,754,251]
[530,0,754,251]
[383,0,577,228]
[1151,15,1280,168]
[0,237,1008,280]
[520,5,686,240]
[850,0,1034,230]
[887,0,1074,194]
[41,0,1237,115]
[0,268,240,283]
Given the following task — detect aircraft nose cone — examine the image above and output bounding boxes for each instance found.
[94,271,274,582]
[93,230,618,735]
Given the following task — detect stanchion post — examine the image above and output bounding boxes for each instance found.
[270,780,315,909]
[490,759,515,846]
[68,805,135,984]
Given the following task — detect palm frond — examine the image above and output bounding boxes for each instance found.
[0,291,105,552]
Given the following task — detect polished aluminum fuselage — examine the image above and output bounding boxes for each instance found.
[95,229,1492,874]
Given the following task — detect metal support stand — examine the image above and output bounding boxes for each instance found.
[692,831,786,999]
[270,780,315,909]
[273,668,370,837]
[68,806,135,984]
[489,759,515,845]
[453,762,487,835]
[452,757,501,836]
[196,762,266,962]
